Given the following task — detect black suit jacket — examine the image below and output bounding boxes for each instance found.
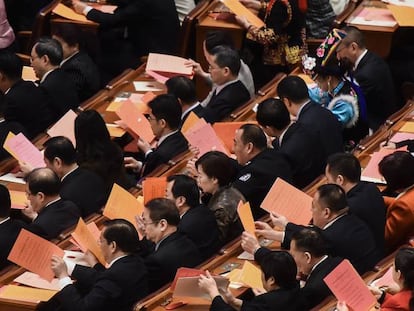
[210,287,305,311]
[203,81,251,123]
[39,69,79,122]
[232,149,292,219]
[180,103,205,129]
[28,199,80,240]
[347,182,386,257]
[4,80,54,139]
[283,214,382,274]
[354,51,396,130]
[0,119,26,161]
[60,168,107,217]
[273,122,325,188]
[61,52,100,102]
[142,131,188,176]
[0,218,25,270]
[178,204,221,260]
[48,255,148,311]
[297,101,343,159]
[141,232,202,292]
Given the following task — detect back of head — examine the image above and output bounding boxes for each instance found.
[395,247,414,309]
[327,153,361,183]
[317,184,348,213]
[0,184,11,218]
[259,251,298,289]
[51,23,81,47]
[205,31,235,54]
[256,98,290,130]
[277,76,309,103]
[26,168,61,196]
[145,198,180,226]
[102,219,140,254]
[379,151,414,192]
[210,45,241,76]
[166,174,200,208]
[291,227,327,258]
[195,151,236,188]
[165,76,197,105]
[75,110,111,151]
[341,26,366,49]
[148,94,182,130]
[239,124,267,151]
[0,51,23,81]
[34,37,63,66]
[44,136,76,165]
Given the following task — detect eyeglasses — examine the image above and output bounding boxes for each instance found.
[144,113,157,121]
[208,64,221,71]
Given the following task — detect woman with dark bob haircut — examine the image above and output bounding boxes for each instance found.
[195,151,244,245]
[199,250,305,310]
[378,151,414,252]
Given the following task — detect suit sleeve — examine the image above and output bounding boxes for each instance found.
[282,223,306,249]
[86,3,143,28]
[210,295,237,311]
[71,264,103,290]
[142,150,167,176]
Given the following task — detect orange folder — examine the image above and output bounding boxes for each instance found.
[8,229,64,282]
[387,4,414,27]
[170,267,206,291]
[115,100,154,142]
[47,109,77,146]
[106,124,126,138]
[71,219,106,265]
[398,121,414,133]
[181,112,203,134]
[103,183,144,231]
[10,190,27,209]
[213,122,252,153]
[52,3,95,23]
[260,178,313,226]
[0,285,57,302]
[220,0,265,28]
[229,261,264,291]
[237,201,255,235]
[22,66,37,81]
[142,177,167,205]
[324,259,376,311]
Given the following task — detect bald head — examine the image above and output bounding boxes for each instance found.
[26,168,61,196]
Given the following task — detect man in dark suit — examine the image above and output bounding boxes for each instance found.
[137,198,202,292]
[52,24,100,102]
[232,124,292,219]
[0,51,54,139]
[30,37,79,122]
[124,94,188,177]
[40,219,148,311]
[43,136,107,217]
[23,168,80,240]
[256,98,325,188]
[0,184,26,270]
[325,153,386,256]
[166,174,221,260]
[277,76,343,160]
[202,46,251,123]
[165,76,206,127]
[337,26,396,130]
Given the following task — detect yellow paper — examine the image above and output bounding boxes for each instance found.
[106,101,123,112]
[10,190,27,209]
[181,111,201,134]
[3,131,17,158]
[237,261,264,291]
[220,0,265,28]
[399,122,414,133]
[237,201,255,235]
[22,66,37,81]
[387,4,414,26]
[53,4,91,22]
[0,285,57,302]
[106,124,126,137]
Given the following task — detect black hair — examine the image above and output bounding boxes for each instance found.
[102,219,140,253]
[43,136,76,165]
[0,51,22,81]
[379,151,414,193]
[148,94,182,130]
[210,45,241,76]
[0,184,11,218]
[25,168,61,196]
[259,251,298,290]
[341,26,366,49]
[34,37,63,66]
[195,151,236,188]
[291,227,327,258]
[256,98,290,130]
[239,124,267,151]
[166,174,200,208]
[326,153,361,183]
[145,198,180,226]
[204,31,235,53]
[51,23,81,47]
[277,76,309,103]
[166,76,197,104]
[316,184,348,212]
[394,247,414,311]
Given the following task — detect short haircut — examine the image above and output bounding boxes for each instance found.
[51,23,80,47]
[43,136,76,165]
[256,98,290,130]
[259,251,298,289]
[25,168,61,196]
[379,151,414,192]
[239,124,267,151]
[145,198,180,226]
[166,174,200,209]
[394,247,414,301]
[0,51,23,81]
[210,45,241,76]
[326,153,361,183]
[102,219,140,253]
[341,26,366,49]
[205,30,235,53]
[166,76,197,104]
[148,94,182,130]
[34,37,63,66]
[277,76,309,103]
[0,184,11,218]
[291,227,327,258]
[317,184,347,212]
[195,151,236,187]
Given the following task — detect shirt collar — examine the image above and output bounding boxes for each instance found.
[44,197,61,209]
[61,166,79,181]
[354,49,368,71]
[296,100,311,119]
[181,102,201,120]
[60,51,79,66]
[157,130,178,147]
[108,254,128,268]
[40,68,57,83]
[278,125,291,146]
[0,217,10,225]
[309,255,328,275]
[215,78,239,94]
[323,212,347,230]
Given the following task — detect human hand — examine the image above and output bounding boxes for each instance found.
[185,156,198,179]
[239,0,261,11]
[184,59,207,77]
[241,231,260,254]
[15,161,33,178]
[135,214,146,238]
[198,271,220,299]
[72,0,87,14]
[336,301,349,311]
[51,255,69,279]
[252,287,266,296]
[255,221,283,241]
[234,15,252,29]
[124,157,142,172]
[22,202,38,221]
[368,285,383,300]
[84,250,99,267]
[137,138,151,154]
[270,212,288,230]
[380,141,396,149]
